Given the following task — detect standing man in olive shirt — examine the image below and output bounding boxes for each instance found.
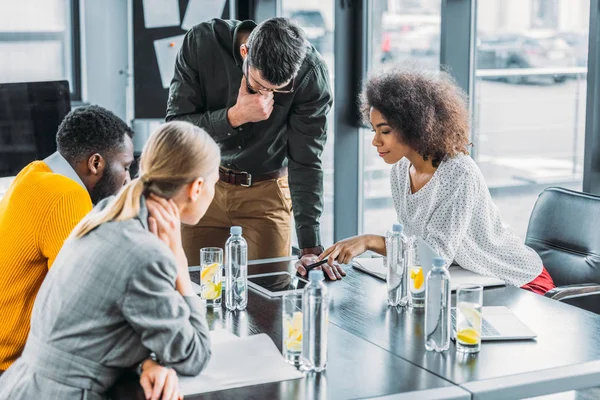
[166,17,344,279]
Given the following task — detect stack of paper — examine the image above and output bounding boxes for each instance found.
[179,331,304,395]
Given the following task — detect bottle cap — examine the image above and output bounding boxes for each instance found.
[230,226,242,235]
[432,257,445,268]
[309,269,324,282]
[392,223,403,233]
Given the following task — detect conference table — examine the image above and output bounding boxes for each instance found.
[111,256,600,399]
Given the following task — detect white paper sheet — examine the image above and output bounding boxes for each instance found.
[142,0,181,29]
[153,34,185,89]
[209,329,239,344]
[351,258,505,291]
[181,0,226,30]
[179,333,304,395]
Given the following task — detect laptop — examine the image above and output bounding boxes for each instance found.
[352,237,505,291]
[451,306,537,341]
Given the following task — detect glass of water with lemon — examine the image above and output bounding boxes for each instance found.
[408,239,425,308]
[282,293,303,366]
[456,284,483,353]
[200,247,223,308]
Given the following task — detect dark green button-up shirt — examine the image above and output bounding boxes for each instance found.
[166,19,332,249]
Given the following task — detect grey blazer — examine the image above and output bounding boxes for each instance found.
[0,196,211,400]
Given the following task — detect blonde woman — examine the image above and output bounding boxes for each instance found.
[0,121,220,400]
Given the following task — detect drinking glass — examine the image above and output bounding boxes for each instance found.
[456,284,483,353]
[282,293,303,366]
[200,247,223,307]
[408,238,425,308]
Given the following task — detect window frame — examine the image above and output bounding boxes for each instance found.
[583,0,600,193]
[0,0,82,101]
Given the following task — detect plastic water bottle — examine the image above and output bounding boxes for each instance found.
[225,226,248,311]
[386,223,409,307]
[425,257,451,352]
[301,270,329,372]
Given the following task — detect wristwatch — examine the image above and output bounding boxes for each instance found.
[136,352,158,375]
[299,246,324,258]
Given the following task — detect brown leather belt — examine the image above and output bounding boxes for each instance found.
[219,166,287,187]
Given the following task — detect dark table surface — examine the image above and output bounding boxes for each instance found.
[111,259,458,399]
[112,258,600,398]
[239,259,600,386]
[321,261,600,385]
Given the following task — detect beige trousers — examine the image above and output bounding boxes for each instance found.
[182,176,293,265]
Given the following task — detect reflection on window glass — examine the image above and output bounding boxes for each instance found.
[474,0,589,237]
[370,0,440,71]
[0,0,73,89]
[363,0,441,236]
[281,0,335,247]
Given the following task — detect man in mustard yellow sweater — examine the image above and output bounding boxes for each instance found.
[0,105,134,371]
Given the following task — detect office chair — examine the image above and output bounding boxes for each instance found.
[525,187,600,314]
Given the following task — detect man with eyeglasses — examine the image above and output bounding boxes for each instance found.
[166,17,344,280]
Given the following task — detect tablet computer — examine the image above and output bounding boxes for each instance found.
[248,272,309,298]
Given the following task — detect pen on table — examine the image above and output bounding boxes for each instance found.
[304,259,329,273]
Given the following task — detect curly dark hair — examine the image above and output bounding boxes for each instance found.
[360,67,470,167]
[56,105,134,163]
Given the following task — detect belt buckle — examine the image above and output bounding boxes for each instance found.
[240,171,252,187]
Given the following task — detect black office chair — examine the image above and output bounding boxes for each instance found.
[525,187,600,314]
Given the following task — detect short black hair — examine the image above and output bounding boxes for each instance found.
[246,17,308,85]
[56,105,134,163]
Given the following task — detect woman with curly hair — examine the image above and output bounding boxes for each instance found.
[297,68,555,294]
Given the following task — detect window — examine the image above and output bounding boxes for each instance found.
[281,0,335,247]
[532,0,559,29]
[0,0,80,100]
[361,0,590,240]
[474,0,590,237]
[362,0,442,236]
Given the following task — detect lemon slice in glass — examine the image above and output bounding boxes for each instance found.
[201,263,220,283]
[202,281,222,300]
[457,327,480,345]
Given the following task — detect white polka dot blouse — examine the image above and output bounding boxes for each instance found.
[390,154,543,287]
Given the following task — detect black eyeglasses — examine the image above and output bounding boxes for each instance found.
[243,60,295,95]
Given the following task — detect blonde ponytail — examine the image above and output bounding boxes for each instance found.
[70,120,220,239]
[71,177,145,238]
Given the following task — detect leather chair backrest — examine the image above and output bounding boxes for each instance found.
[525,187,600,287]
